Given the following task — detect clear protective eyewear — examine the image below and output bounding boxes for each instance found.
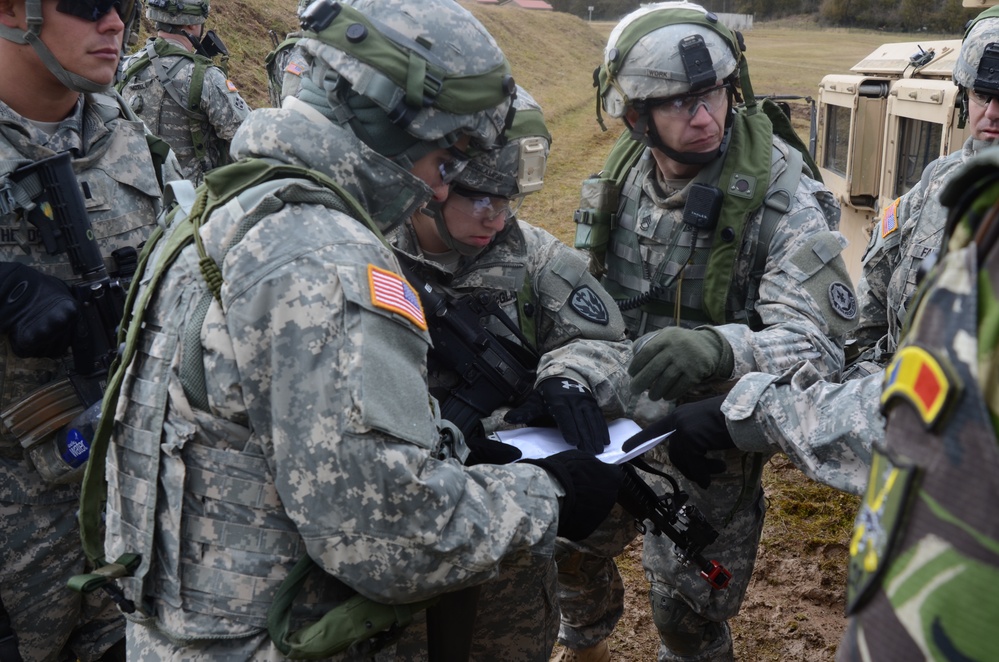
[969,88,999,109]
[57,0,135,22]
[437,145,472,184]
[652,84,730,118]
[448,185,523,223]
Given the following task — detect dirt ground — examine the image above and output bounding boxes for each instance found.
[552,456,859,661]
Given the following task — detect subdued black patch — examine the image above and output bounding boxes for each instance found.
[829,282,857,320]
[570,285,609,325]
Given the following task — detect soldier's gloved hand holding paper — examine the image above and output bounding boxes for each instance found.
[494,418,671,465]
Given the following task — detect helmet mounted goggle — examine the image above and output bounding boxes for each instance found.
[459,104,550,196]
[300,0,517,135]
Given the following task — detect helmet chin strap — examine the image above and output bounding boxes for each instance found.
[0,20,111,93]
[424,203,487,257]
[627,105,734,167]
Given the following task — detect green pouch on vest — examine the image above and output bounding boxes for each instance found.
[268,556,438,659]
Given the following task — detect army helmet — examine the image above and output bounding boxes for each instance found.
[598,1,742,119]
[146,0,209,25]
[295,0,516,169]
[454,86,551,199]
[954,8,999,95]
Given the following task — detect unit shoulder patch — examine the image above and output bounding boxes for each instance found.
[569,285,609,325]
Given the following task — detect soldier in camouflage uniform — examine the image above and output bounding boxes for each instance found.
[849,7,999,375]
[118,0,248,184]
[837,145,999,662]
[0,0,179,659]
[388,88,631,661]
[96,1,623,659]
[562,3,858,661]
[653,7,999,501]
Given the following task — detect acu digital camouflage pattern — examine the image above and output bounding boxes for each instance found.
[598,2,740,118]
[391,218,632,421]
[838,148,999,661]
[850,136,997,369]
[105,101,565,660]
[564,104,855,660]
[389,210,630,660]
[0,92,178,661]
[119,38,249,184]
[728,137,996,499]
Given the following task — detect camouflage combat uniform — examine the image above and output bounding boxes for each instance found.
[838,147,999,661]
[564,133,858,657]
[105,103,568,661]
[0,94,177,662]
[119,37,249,184]
[389,217,631,661]
[851,136,997,370]
[718,134,997,498]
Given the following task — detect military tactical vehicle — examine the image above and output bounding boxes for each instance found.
[814,0,997,278]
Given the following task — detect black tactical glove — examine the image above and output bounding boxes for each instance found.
[521,450,623,541]
[655,395,735,489]
[464,435,523,466]
[0,262,78,358]
[504,377,610,454]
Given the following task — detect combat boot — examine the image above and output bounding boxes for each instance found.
[552,640,611,662]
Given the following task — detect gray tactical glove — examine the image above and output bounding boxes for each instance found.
[0,262,78,358]
[629,327,734,402]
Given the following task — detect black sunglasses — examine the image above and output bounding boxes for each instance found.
[56,0,136,23]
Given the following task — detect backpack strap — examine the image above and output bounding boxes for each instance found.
[78,159,380,566]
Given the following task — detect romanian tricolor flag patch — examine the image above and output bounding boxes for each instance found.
[881,345,956,428]
[368,265,427,331]
[881,198,900,238]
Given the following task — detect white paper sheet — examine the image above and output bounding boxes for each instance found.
[493,418,671,465]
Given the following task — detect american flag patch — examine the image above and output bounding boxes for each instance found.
[881,198,900,238]
[226,79,238,92]
[285,61,304,76]
[368,265,427,330]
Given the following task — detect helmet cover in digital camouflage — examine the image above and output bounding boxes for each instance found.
[146,0,209,25]
[599,1,741,119]
[454,87,551,198]
[295,0,516,159]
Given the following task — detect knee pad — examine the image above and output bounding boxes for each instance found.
[649,590,731,660]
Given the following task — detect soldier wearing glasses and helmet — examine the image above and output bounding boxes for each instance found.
[389,88,630,658]
[563,2,857,660]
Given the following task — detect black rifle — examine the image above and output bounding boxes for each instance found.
[618,460,732,590]
[400,259,539,441]
[9,152,130,407]
[400,259,541,661]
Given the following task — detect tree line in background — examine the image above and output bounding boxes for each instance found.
[551,0,978,33]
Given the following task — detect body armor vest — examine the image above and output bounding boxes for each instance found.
[118,40,214,182]
[602,144,792,337]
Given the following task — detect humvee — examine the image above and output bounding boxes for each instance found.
[814,0,996,278]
